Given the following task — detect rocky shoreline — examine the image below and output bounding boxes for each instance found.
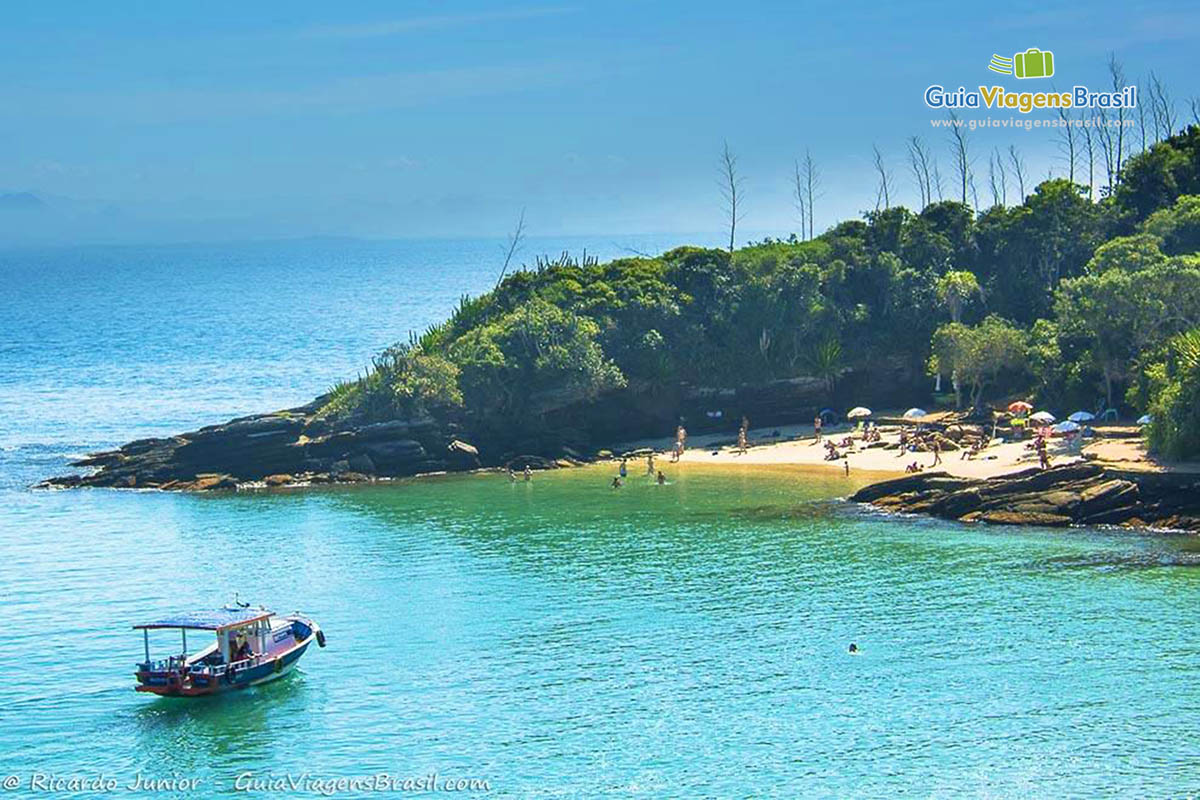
[37,402,582,491]
[849,462,1200,532]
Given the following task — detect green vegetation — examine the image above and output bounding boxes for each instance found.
[323,127,1200,459]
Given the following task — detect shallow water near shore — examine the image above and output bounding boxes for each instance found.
[3,240,1200,796]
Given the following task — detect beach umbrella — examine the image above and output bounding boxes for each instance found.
[1008,401,1033,414]
[1030,411,1056,424]
[1137,414,1152,425]
[1051,420,1081,435]
[847,407,872,419]
[1067,411,1096,423]
[903,407,928,419]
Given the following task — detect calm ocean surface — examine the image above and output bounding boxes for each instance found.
[2,237,1199,798]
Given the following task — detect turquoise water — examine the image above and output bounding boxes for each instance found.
[3,240,1200,797]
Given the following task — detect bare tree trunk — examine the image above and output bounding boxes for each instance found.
[1135,78,1149,153]
[792,160,807,240]
[1008,145,1026,201]
[1057,106,1077,182]
[495,208,526,288]
[872,144,892,211]
[1108,54,1127,181]
[802,149,819,240]
[988,151,1001,208]
[1096,107,1116,195]
[1150,72,1177,141]
[1081,110,1096,201]
[718,141,743,253]
[947,111,971,207]
[907,136,933,209]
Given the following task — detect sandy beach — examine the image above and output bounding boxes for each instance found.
[615,418,1184,480]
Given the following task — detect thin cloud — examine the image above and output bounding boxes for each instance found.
[296,7,574,39]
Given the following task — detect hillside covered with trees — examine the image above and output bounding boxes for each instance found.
[320,127,1200,460]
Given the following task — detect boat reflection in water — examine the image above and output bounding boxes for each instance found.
[134,606,325,697]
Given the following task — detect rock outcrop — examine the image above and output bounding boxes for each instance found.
[38,402,478,491]
[849,463,1200,532]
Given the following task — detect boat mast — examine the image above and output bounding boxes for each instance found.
[143,629,149,663]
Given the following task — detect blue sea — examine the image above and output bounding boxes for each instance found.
[2,236,1199,798]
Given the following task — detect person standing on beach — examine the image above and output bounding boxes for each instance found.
[931,439,942,467]
[814,415,823,442]
[677,425,688,449]
[524,465,532,481]
[619,458,628,479]
[646,452,655,474]
[843,457,850,476]
[737,424,748,455]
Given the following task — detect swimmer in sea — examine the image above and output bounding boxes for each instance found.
[848,643,859,654]
[656,470,666,485]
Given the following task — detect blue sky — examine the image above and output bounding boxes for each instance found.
[1,0,1197,244]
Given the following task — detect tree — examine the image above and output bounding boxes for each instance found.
[719,141,745,253]
[1147,328,1200,458]
[1008,145,1027,202]
[495,208,527,288]
[1056,107,1077,182]
[907,136,934,209]
[801,149,820,240]
[792,159,807,240]
[872,144,892,210]
[1054,257,1200,409]
[936,270,981,323]
[1149,71,1177,141]
[1080,109,1097,201]
[947,111,972,206]
[930,316,1026,409]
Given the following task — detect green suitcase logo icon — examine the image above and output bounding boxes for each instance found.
[1013,48,1054,79]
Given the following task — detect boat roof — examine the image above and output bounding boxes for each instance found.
[133,608,272,631]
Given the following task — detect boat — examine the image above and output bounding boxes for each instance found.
[133,605,325,696]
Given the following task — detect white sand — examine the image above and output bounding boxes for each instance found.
[615,421,1089,480]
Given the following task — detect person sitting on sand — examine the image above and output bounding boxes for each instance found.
[656,470,666,485]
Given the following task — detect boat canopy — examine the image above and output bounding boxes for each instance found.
[133,608,272,632]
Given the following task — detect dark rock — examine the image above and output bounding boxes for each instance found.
[978,510,1072,526]
[347,453,376,474]
[928,488,983,519]
[848,471,958,504]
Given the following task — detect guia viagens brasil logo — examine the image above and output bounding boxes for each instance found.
[924,48,1136,113]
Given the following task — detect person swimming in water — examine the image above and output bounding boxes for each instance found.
[523,465,532,481]
[611,476,623,489]
[848,643,858,654]
[656,470,666,485]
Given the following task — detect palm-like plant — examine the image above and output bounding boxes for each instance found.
[936,270,982,323]
[805,338,843,394]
